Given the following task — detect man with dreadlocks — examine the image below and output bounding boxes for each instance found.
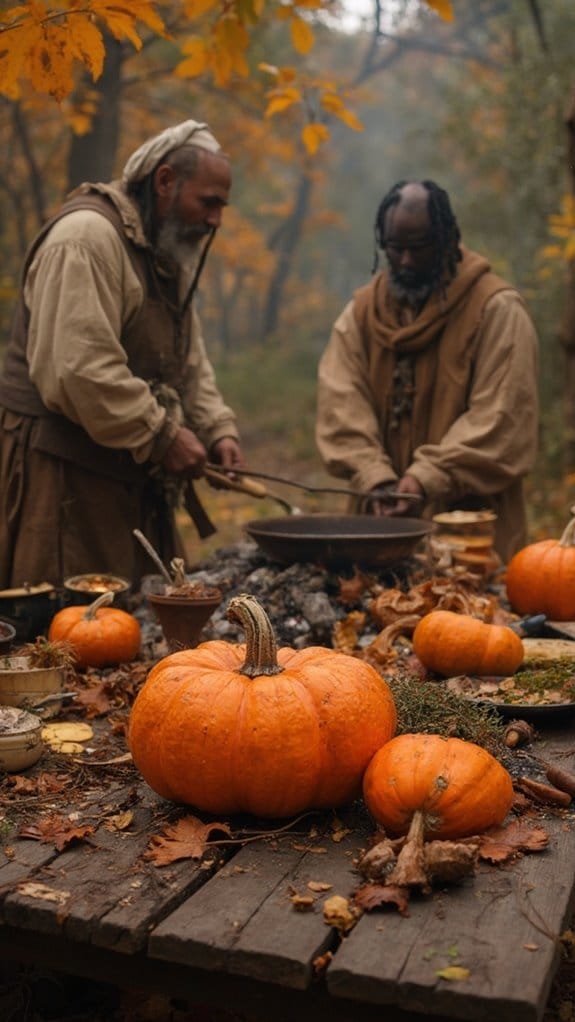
[0,120,244,588]
[316,180,539,560]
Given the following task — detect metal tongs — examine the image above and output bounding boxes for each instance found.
[204,463,423,515]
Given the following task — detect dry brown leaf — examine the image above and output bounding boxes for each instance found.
[322,894,362,932]
[478,820,550,863]
[146,815,232,866]
[290,893,315,911]
[353,882,410,916]
[105,810,134,831]
[312,951,333,976]
[73,680,113,717]
[18,813,95,852]
[307,881,333,892]
[332,611,366,653]
[337,571,371,605]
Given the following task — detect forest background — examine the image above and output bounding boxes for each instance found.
[1,0,574,563]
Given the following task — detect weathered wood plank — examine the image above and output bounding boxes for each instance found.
[328,815,575,1022]
[1,787,231,952]
[149,814,371,989]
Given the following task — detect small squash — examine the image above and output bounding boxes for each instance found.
[412,609,523,677]
[363,733,514,840]
[505,517,575,620]
[48,592,141,668]
[129,593,397,818]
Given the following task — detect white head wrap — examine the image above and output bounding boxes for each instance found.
[121,119,221,185]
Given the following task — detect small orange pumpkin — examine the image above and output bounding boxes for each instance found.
[363,733,514,839]
[48,592,141,668]
[505,517,575,620]
[129,593,397,818]
[412,609,523,677]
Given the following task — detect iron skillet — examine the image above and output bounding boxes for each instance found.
[244,514,433,570]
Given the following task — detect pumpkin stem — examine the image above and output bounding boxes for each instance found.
[559,517,575,548]
[83,591,114,621]
[227,594,284,677]
[387,810,429,890]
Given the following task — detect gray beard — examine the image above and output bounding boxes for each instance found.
[155,216,205,272]
[387,272,433,309]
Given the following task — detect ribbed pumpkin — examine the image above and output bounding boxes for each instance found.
[412,609,524,677]
[505,517,575,620]
[129,593,397,818]
[363,733,514,839]
[48,592,141,668]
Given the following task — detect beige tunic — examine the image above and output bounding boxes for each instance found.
[316,289,539,561]
[23,209,238,458]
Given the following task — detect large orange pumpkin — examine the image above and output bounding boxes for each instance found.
[129,593,397,818]
[48,592,141,668]
[412,609,523,677]
[505,517,575,620]
[363,733,514,839]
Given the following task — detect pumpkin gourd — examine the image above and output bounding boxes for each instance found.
[505,517,575,620]
[48,592,141,668]
[128,593,397,818]
[363,733,514,839]
[412,609,523,677]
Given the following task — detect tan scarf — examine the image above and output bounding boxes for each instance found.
[353,247,514,475]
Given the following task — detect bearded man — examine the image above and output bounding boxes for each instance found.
[0,120,245,588]
[315,180,539,561]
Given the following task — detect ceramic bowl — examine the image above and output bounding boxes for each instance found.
[63,573,131,609]
[0,655,65,718]
[0,705,43,772]
[0,620,16,654]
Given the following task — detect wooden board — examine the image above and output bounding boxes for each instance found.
[327,820,575,1022]
[149,814,370,990]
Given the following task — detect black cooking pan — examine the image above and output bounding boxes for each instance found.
[245,514,433,569]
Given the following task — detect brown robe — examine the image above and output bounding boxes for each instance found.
[0,183,238,588]
[316,248,539,561]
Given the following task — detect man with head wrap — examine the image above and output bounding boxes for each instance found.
[0,120,245,588]
[315,180,539,561]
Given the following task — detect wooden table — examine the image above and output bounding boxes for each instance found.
[1,717,574,1022]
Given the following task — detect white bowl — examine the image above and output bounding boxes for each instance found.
[0,706,43,772]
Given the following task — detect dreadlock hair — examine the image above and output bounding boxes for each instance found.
[372,180,462,293]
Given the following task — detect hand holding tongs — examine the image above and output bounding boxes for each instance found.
[204,463,423,514]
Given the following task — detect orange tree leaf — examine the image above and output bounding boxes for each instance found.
[423,0,454,21]
[67,13,106,80]
[91,0,168,40]
[182,0,221,16]
[290,14,314,55]
[301,121,329,155]
[175,35,209,78]
[146,814,233,866]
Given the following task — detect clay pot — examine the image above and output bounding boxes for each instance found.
[147,590,222,652]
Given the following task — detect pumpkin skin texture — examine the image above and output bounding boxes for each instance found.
[363,733,514,839]
[129,594,397,818]
[48,593,141,668]
[505,518,575,620]
[412,609,524,677]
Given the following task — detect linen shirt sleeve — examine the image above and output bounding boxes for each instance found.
[316,301,399,492]
[24,211,175,463]
[407,291,539,500]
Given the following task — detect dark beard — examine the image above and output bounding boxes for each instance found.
[387,267,433,308]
